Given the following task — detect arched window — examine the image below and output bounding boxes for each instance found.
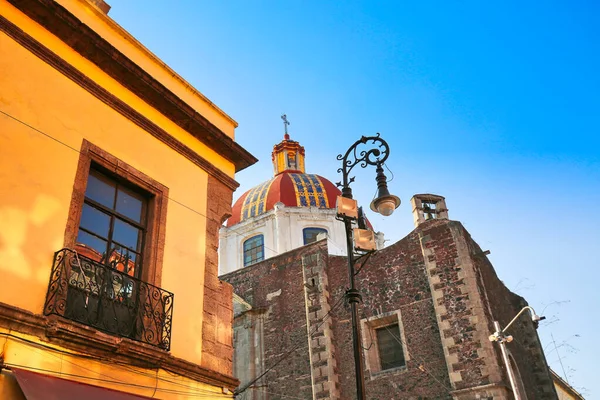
[303,228,327,245]
[243,235,264,267]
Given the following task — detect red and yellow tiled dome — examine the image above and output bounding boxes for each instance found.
[227,134,341,226]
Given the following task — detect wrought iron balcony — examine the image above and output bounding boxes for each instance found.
[44,248,174,351]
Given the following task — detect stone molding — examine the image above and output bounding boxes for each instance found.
[360,309,411,379]
[451,382,510,400]
[301,252,340,400]
[0,302,239,390]
[6,0,256,173]
[64,139,169,287]
[202,175,235,376]
[418,220,503,391]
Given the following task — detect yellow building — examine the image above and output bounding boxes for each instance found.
[552,370,585,400]
[0,0,256,398]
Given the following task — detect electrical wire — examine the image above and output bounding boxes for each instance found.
[0,329,10,358]
[234,293,347,396]
[325,231,347,255]
[1,108,284,262]
[353,250,374,276]
[236,293,346,395]
[151,368,159,398]
[383,162,394,183]
[0,109,378,265]
[0,109,214,221]
[375,317,453,393]
[247,386,308,399]
[1,108,421,397]
[0,333,230,397]
[1,363,229,398]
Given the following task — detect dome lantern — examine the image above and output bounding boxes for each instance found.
[272,114,305,175]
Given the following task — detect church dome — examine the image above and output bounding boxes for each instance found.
[227,127,342,227]
[227,172,341,226]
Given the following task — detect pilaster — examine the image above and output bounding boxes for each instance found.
[302,252,340,400]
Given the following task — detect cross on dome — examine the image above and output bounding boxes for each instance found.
[227,124,342,226]
[281,114,290,140]
[272,115,305,175]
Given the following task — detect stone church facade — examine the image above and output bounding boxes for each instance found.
[220,134,559,399]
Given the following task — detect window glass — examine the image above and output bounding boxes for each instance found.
[376,324,405,370]
[303,228,327,245]
[85,172,116,208]
[243,235,264,267]
[108,245,137,276]
[79,203,111,238]
[116,188,143,223]
[76,167,147,278]
[76,230,108,260]
[113,219,140,251]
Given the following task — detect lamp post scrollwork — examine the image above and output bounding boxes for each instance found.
[336,133,400,400]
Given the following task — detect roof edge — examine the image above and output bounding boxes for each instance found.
[11,0,257,171]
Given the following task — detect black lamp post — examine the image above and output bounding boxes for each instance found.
[336,134,400,400]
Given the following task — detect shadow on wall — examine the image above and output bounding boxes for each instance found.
[0,193,65,312]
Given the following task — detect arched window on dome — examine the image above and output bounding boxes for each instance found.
[243,235,264,267]
[303,228,328,245]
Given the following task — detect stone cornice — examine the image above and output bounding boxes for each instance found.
[0,302,239,390]
[450,382,509,396]
[6,0,257,174]
[80,0,237,129]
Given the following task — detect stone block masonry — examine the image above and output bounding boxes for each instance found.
[223,218,558,400]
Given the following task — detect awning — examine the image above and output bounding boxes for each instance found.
[12,368,155,400]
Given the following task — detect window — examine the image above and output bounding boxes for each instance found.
[375,324,406,370]
[362,311,408,375]
[243,235,264,266]
[422,201,437,220]
[64,140,169,286]
[76,168,148,278]
[303,227,327,245]
[53,141,172,348]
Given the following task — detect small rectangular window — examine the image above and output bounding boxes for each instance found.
[362,313,408,375]
[376,324,406,370]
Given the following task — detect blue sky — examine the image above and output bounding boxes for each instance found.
[111,1,599,396]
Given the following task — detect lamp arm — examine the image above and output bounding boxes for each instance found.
[336,134,390,191]
[501,306,537,333]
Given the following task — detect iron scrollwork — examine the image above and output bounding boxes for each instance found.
[44,248,174,351]
[336,133,391,194]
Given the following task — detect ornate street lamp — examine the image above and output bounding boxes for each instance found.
[335,134,400,400]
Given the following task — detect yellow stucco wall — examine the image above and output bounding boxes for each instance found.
[555,380,583,400]
[0,1,235,178]
[0,330,231,399]
[0,0,235,375]
[55,0,238,139]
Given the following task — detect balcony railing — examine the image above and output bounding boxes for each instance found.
[44,248,174,351]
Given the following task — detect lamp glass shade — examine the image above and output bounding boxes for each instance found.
[353,228,376,251]
[370,194,401,216]
[337,196,358,219]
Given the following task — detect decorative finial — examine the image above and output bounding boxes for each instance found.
[281,114,290,139]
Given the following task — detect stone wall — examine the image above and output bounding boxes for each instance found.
[327,232,452,399]
[202,175,236,376]
[466,224,558,399]
[223,243,326,399]
[223,219,558,400]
